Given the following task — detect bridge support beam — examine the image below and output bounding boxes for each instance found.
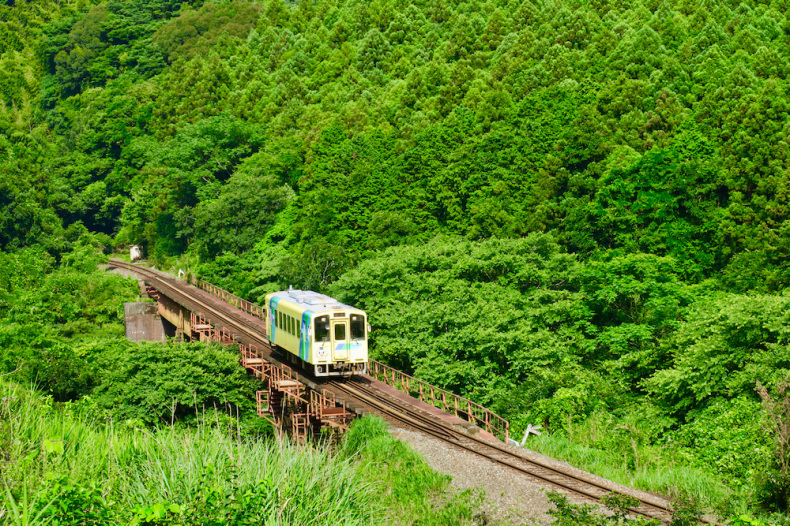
[154,291,192,340]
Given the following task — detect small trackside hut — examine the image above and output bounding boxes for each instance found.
[265,289,369,377]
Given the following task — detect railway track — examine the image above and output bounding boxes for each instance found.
[328,379,676,523]
[112,259,274,354]
[110,259,720,525]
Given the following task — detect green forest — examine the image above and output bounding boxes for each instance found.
[2,0,790,522]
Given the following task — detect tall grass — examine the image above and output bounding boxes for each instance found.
[526,432,745,516]
[0,381,483,525]
[342,416,484,524]
[1,381,373,524]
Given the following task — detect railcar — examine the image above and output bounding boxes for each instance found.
[265,289,369,377]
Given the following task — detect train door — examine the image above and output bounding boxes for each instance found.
[331,320,349,361]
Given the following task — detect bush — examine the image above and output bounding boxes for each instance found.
[546,490,661,526]
[90,340,259,427]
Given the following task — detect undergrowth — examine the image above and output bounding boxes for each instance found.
[0,380,483,525]
[342,416,485,525]
[527,431,743,518]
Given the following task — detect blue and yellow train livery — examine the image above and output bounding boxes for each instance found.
[265,289,369,377]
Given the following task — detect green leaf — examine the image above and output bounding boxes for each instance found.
[43,437,64,455]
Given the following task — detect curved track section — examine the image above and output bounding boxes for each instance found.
[111,260,720,525]
[328,380,675,523]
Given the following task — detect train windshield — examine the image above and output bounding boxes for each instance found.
[315,315,330,342]
[350,315,365,340]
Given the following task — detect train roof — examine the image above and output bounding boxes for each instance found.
[267,289,364,313]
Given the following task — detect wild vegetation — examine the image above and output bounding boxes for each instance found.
[3,0,790,522]
[0,252,485,525]
[0,379,483,525]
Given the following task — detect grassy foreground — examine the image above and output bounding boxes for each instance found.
[0,380,484,525]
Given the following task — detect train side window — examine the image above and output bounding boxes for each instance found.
[315,316,329,342]
[297,320,301,338]
[350,315,365,340]
[290,316,295,335]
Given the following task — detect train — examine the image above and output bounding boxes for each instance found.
[265,288,369,377]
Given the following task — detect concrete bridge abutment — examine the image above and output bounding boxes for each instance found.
[123,302,166,342]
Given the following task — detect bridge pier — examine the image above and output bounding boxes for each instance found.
[187,310,355,443]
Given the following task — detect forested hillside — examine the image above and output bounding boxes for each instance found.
[3,0,790,520]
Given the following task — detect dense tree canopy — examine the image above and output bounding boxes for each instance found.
[3,0,790,516]
[3,0,789,289]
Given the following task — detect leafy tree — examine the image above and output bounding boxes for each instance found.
[587,146,722,278]
[579,253,695,383]
[91,340,257,426]
[152,1,262,63]
[355,28,391,73]
[116,114,265,260]
[193,161,293,257]
[646,294,790,415]
[0,241,138,400]
[757,378,790,513]
[331,234,588,421]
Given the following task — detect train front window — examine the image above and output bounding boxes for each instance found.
[351,315,365,340]
[334,323,346,340]
[315,316,330,342]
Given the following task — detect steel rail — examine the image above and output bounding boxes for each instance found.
[111,260,720,525]
[327,380,676,523]
[110,259,274,352]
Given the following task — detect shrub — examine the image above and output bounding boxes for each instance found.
[90,340,259,427]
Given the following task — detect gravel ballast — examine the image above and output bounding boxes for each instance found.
[392,428,554,525]
[391,425,677,525]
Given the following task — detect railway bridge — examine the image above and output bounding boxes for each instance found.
[109,259,714,525]
[112,259,506,443]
